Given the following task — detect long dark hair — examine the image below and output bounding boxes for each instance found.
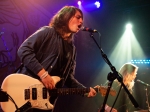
[49,6,83,36]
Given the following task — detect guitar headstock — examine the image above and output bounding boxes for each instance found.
[98,86,116,97]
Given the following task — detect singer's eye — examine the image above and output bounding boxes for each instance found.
[75,15,82,20]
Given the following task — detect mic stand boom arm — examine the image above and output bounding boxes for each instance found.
[89,33,139,112]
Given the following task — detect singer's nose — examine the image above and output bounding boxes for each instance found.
[132,74,136,80]
[79,20,83,26]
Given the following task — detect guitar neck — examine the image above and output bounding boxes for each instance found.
[48,86,116,97]
[49,88,98,96]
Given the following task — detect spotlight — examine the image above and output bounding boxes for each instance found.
[126,23,132,29]
[95,1,100,8]
[77,1,81,5]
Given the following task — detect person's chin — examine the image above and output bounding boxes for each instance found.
[75,30,79,33]
[76,29,80,32]
[72,30,78,33]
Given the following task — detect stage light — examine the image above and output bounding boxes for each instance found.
[131,60,150,64]
[94,1,100,8]
[77,1,81,5]
[126,23,132,29]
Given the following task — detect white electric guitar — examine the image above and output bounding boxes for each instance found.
[0,73,116,112]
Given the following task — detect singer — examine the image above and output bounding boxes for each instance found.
[100,63,139,112]
[17,6,97,112]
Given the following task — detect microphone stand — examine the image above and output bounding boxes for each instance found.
[145,86,150,111]
[89,33,139,112]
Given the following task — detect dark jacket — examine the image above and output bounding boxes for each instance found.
[17,26,84,88]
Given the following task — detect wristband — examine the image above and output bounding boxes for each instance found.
[40,71,48,80]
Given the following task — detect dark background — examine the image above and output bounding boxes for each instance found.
[0,0,150,112]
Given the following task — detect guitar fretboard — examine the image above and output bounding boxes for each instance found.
[49,88,92,96]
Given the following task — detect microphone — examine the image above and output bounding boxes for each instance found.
[81,26,98,33]
[137,79,150,86]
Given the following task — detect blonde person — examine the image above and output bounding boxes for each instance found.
[99,63,138,112]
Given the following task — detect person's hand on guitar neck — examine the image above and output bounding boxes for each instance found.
[85,85,100,97]
[38,69,55,89]
[87,87,97,97]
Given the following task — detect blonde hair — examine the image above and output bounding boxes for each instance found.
[119,63,138,90]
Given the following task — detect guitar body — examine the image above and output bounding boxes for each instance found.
[0,74,116,112]
[0,73,60,112]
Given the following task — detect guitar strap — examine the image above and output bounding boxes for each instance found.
[60,46,75,87]
[51,47,74,112]
[60,52,72,87]
[13,63,24,73]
